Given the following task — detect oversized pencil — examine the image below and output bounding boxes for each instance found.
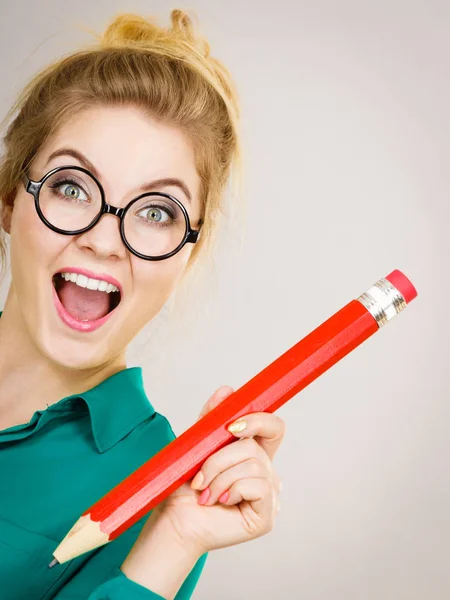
[49,269,417,566]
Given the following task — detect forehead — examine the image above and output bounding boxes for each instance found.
[33,105,200,204]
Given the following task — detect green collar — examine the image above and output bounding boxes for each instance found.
[74,367,155,453]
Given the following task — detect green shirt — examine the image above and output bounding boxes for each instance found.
[0,316,207,599]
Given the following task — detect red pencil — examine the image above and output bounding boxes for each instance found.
[49,269,417,566]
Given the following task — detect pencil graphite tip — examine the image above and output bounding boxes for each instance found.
[48,557,59,569]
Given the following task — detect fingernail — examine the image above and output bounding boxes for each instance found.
[218,490,229,503]
[198,487,211,505]
[227,419,247,434]
[191,471,204,490]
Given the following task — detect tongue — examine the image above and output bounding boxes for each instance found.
[58,280,110,321]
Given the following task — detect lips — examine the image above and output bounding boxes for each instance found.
[51,268,122,332]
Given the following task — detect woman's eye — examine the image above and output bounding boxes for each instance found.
[138,206,171,223]
[59,183,88,202]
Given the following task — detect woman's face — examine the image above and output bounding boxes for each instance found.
[4,105,202,370]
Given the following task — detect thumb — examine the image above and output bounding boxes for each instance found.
[196,385,235,421]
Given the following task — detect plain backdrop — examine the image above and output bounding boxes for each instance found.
[0,1,449,599]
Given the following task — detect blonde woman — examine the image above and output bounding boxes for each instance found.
[0,9,285,600]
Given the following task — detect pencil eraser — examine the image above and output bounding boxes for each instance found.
[385,269,418,304]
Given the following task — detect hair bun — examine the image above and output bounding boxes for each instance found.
[99,13,162,47]
[98,10,210,57]
[170,9,195,42]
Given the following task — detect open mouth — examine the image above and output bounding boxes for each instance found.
[52,272,121,323]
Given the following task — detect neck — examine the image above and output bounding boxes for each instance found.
[0,286,125,428]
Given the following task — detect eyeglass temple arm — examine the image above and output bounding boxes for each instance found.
[189,218,204,241]
[21,172,30,188]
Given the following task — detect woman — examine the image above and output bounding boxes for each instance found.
[0,9,285,600]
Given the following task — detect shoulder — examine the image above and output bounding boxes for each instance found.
[109,410,177,469]
[129,410,177,448]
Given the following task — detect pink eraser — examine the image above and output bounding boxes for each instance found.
[385,269,418,304]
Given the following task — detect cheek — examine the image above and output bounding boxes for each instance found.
[10,194,61,257]
[9,195,68,294]
[133,251,191,310]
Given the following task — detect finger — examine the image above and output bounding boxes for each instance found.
[196,457,272,506]
[196,385,235,421]
[227,412,286,461]
[223,478,275,535]
[272,471,282,494]
[273,496,281,521]
[191,437,270,490]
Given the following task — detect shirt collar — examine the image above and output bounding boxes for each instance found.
[70,367,156,453]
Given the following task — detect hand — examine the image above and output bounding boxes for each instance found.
[149,385,285,556]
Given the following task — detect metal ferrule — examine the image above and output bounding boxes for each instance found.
[357,277,407,328]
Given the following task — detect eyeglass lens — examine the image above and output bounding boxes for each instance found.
[38,168,188,258]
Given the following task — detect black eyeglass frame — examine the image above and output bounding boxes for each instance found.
[22,165,202,261]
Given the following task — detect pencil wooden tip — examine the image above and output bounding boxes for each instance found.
[53,514,110,563]
[48,557,59,569]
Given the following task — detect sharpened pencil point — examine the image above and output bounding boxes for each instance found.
[48,558,59,569]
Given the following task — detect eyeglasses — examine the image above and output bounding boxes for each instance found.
[22,165,202,261]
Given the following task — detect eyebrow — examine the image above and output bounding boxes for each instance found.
[44,147,192,204]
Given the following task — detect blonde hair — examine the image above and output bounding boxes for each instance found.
[0,9,242,283]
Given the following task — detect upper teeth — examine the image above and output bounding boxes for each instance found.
[60,272,119,293]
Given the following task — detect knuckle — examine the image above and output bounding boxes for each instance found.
[278,417,286,436]
[228,481,242,504]
[262,478,273,495]
[208,473,224,495]
[247,457,262,476]
[199,458,211,477]
[261,449,273,469]
[272,473,282,493]
[268,413,284,430]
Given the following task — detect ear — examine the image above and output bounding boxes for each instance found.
[1,202,13,234]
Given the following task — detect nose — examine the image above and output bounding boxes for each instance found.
[75,212,127,261]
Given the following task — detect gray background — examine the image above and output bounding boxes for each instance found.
[0,1,448,598]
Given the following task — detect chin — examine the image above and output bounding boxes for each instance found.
[38,330,114,372]
[33,306,121,372]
